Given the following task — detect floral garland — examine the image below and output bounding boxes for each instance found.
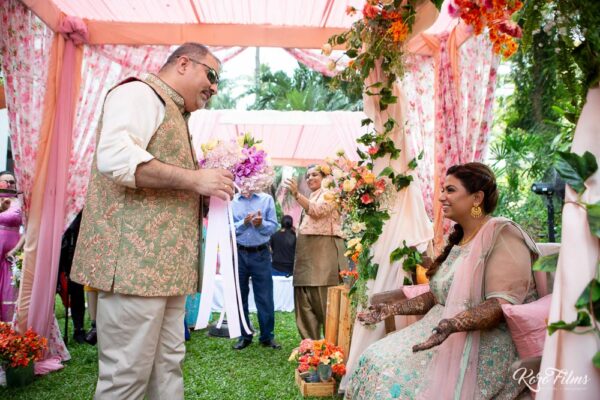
[321,151,419,307]
[325,0,425,106]
[322,1,429,307]
[449,0,524,58]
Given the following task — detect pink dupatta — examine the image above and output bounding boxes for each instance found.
[419,217,538,399]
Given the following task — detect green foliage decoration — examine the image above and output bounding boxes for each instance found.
[544,150,600,369]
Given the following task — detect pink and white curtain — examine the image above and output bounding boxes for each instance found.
[403,27,498,246]
[0,0,54,218]
[285,48,348,77]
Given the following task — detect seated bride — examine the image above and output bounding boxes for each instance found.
[345,162,540,400]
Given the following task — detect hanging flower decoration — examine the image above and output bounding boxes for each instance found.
[327,0,420,102]
[321,2,429,307]
[448,0,524,58]
[320,151,421,305]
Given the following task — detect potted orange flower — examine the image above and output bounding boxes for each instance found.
[289,338,346,383]
[0,322,47,387]
[340,270,359,289]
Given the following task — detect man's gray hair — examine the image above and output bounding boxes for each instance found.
[161,42,216,71]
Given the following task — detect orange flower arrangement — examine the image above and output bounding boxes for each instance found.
[289,339,347,379]
[327,1,421,100]
[0,322,47,368]
[388,19,410,43]
[340,270,359,280]
[449,0,523,58]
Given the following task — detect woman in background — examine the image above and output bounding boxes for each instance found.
[285,165,346,339]
[0,171,24,322]
[270,215,296,277]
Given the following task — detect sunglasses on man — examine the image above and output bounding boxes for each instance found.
[181,56,220,85]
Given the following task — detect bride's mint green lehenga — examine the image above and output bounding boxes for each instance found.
[345,224,537,400]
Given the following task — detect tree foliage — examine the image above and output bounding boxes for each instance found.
[490,19,583,239]
[491,1,600,240]
[206,77,239,110]
[246,63,362,111]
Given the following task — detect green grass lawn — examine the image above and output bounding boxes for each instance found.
[0,297,341,399]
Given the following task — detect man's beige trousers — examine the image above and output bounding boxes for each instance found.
[94,292,186,400]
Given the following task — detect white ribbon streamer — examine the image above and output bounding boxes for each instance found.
[195,196,253,338]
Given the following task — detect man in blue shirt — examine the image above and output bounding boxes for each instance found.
[231,191,280,350]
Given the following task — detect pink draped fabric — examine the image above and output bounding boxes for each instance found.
[0,0,54,218]
[537,87,600,399]
[419,217,530,400]
[285,48,346,77]
[402,54,436,218]
[21,14,88,373]
[0,0,71,371]
[402,25,498,248]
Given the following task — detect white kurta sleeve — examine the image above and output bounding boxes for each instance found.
[96,81,165,188]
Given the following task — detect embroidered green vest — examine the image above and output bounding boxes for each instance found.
[71,74,201,296]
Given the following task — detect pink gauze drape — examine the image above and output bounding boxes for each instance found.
[0,0,71,371]
[537,87,600,399]
[285,48,346,77]
[0,0,53,218]
[20,14,89,374]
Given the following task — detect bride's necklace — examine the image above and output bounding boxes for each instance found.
[459,217,489,246]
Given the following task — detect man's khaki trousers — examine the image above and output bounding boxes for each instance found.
[94,292,186,400]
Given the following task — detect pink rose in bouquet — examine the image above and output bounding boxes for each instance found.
[199,133,274,195]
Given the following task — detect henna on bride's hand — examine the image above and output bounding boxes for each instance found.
[357,303,390,325]
[412,330,449,352]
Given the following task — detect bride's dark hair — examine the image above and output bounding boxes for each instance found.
[426,162,498,278]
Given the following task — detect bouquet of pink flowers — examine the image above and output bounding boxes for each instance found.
[199,133,274,195]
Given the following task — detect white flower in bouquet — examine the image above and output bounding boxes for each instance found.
[199,133,274,196]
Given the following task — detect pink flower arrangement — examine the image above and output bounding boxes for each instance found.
[199,133,275,196]
[288,338,346,380]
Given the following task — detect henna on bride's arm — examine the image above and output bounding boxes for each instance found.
[390,291,436,315]
[412,298,504,352]
[358,292,437,326]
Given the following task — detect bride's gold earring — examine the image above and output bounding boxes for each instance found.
[471,204,482,218]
